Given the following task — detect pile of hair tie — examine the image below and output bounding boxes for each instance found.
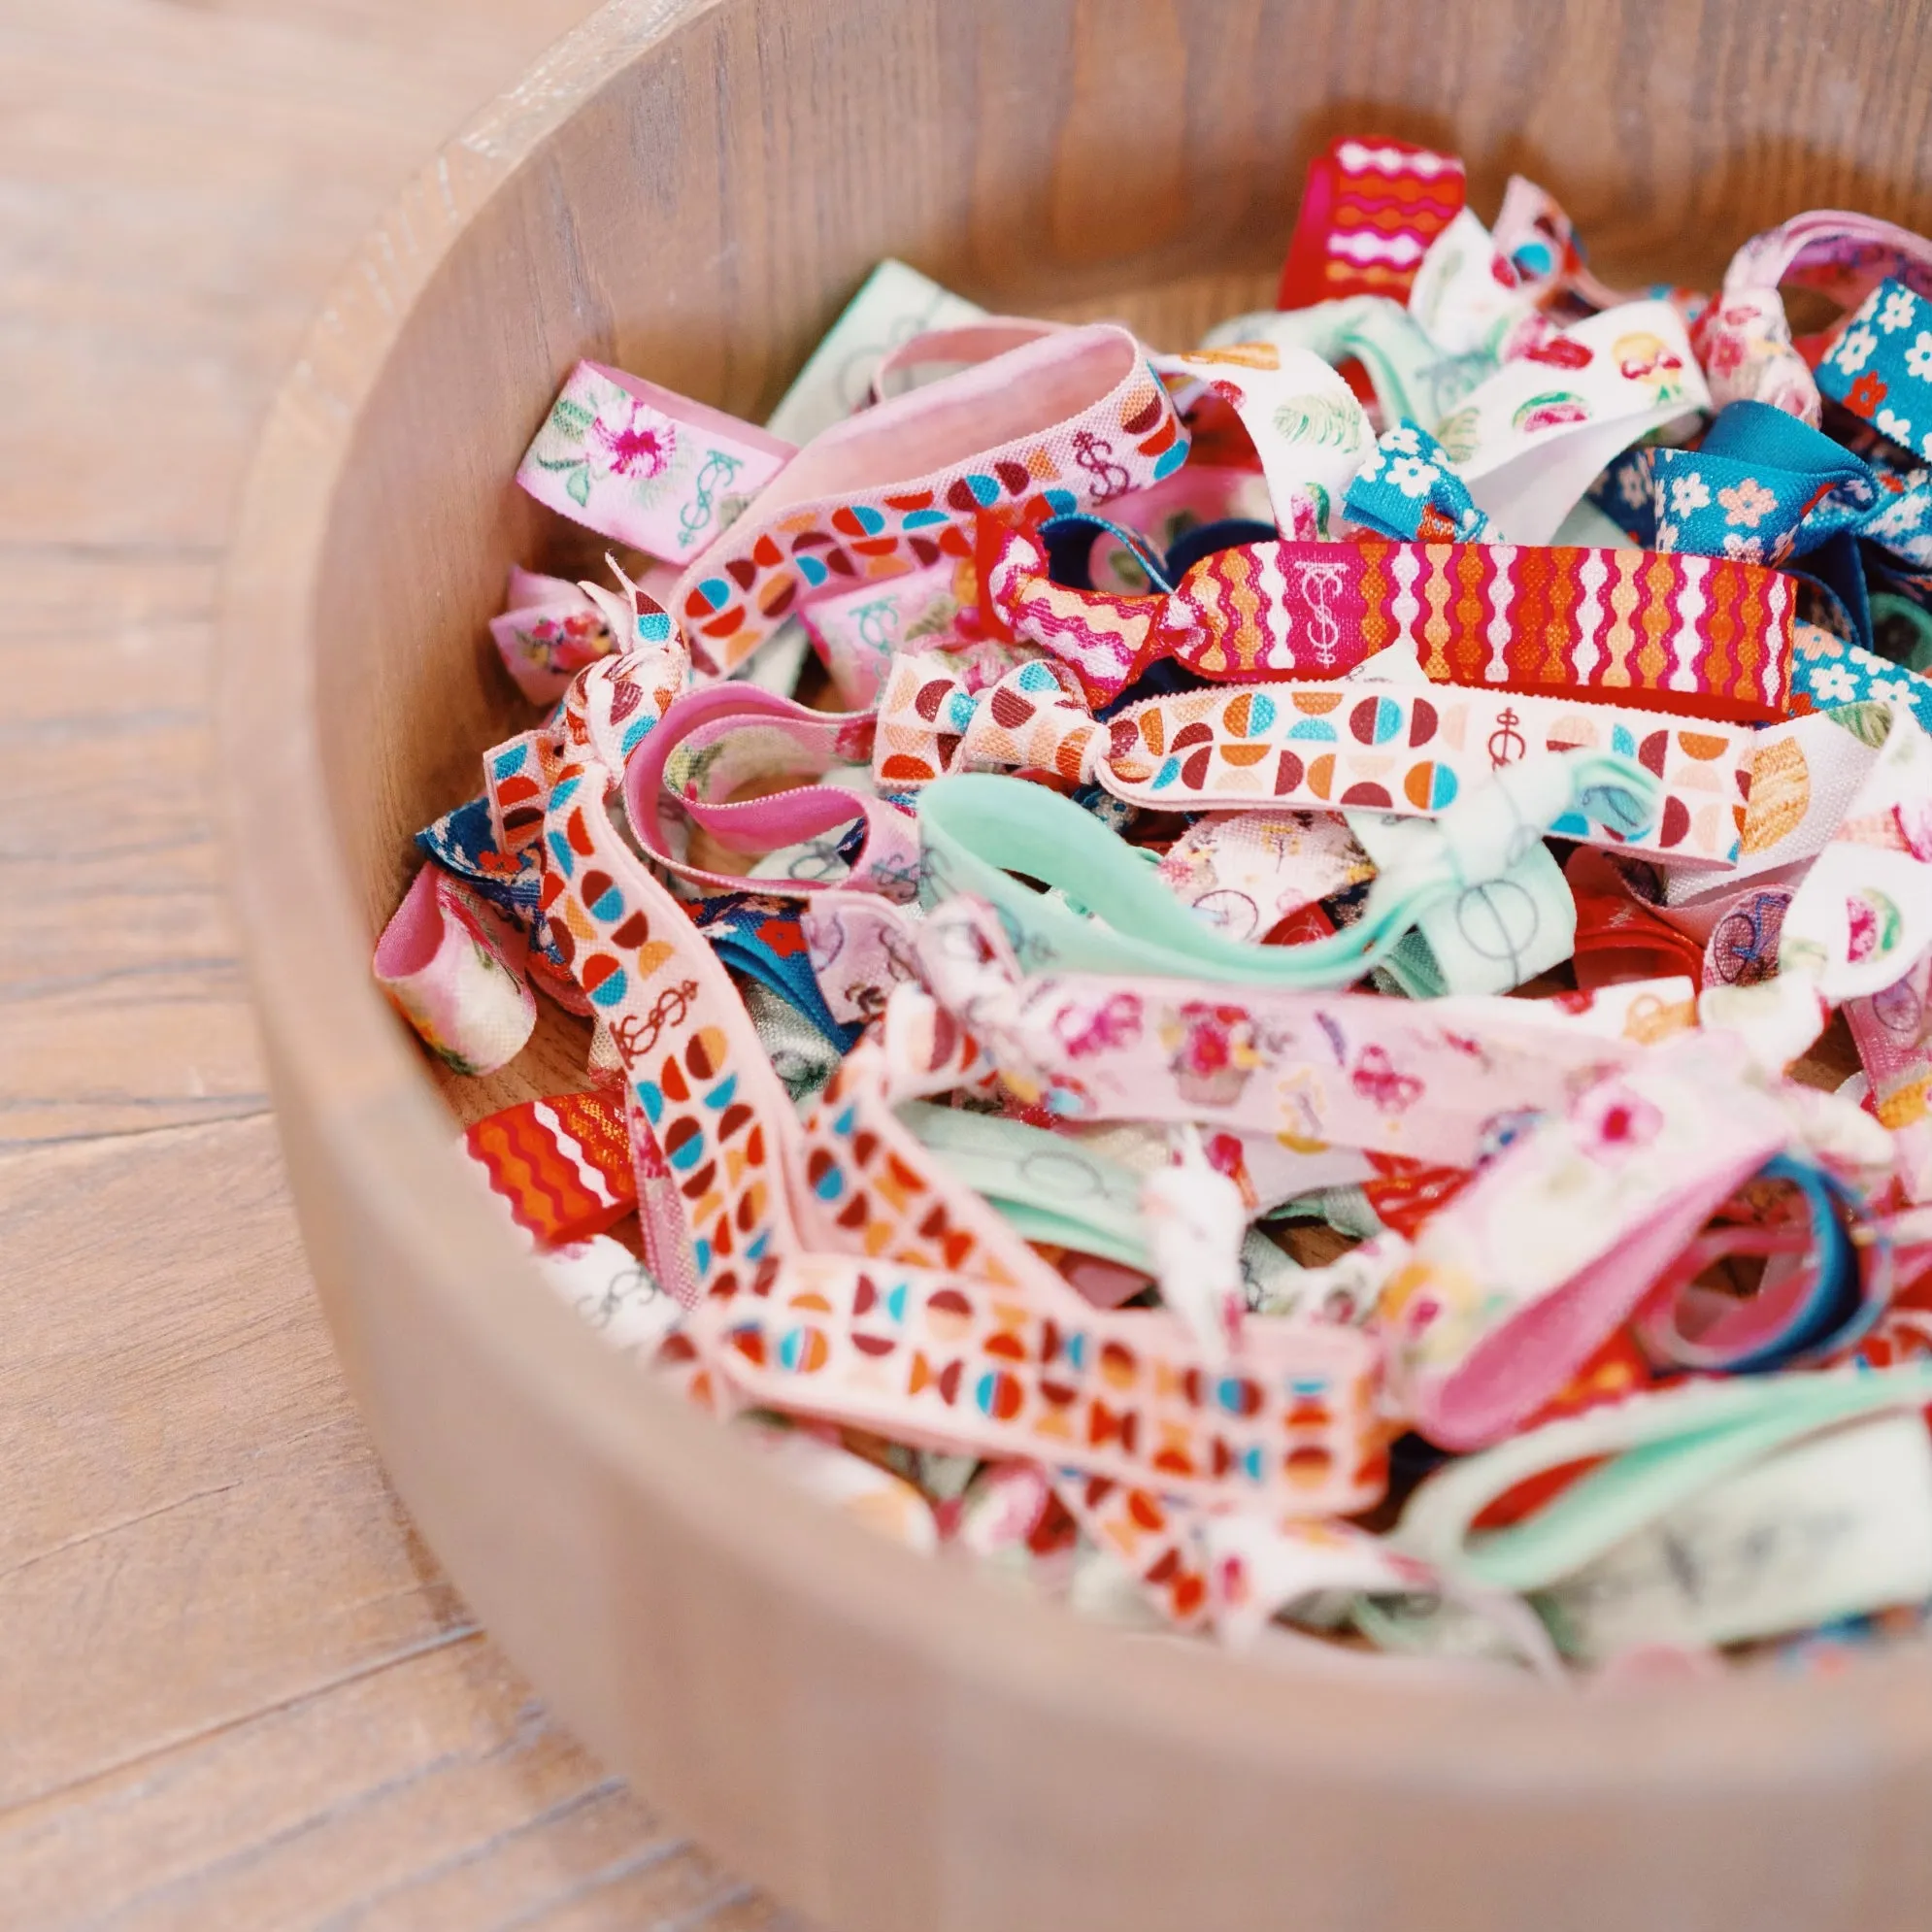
[374,135,1932,1681]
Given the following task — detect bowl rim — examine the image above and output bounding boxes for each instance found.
[217,0,1932,1809]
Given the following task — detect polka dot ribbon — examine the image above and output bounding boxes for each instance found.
[872,650,1756,869]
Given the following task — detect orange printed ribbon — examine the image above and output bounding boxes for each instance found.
[985,523,1796,723]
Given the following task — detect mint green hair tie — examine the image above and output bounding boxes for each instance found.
[917,749,1657,988]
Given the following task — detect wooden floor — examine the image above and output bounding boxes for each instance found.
[0,4,783,1924]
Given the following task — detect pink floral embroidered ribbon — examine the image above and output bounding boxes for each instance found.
[871,650,1758,869]
[517,360,796,561]
[535,646,1387,1512]
[982,522,1796,721]
[488,566,617,705]
[670,323,1189,679]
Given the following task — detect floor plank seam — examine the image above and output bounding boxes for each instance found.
[0,1623,486,1825]
[485,1833,699,1932]
[0,1108,275,1157]
[305,1777,635,1932]
[0,541,227,563]
[83,1682,614,1921]
[0,960,248,1001]
[0,1483,246,1588]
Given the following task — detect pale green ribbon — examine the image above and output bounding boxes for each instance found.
[1202,295,1494,431]
[1393,1365,1932,1595]
[916,749,1656,990]
[900,1100,1295,1298]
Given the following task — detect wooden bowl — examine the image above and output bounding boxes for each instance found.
[222,3,1932,1925]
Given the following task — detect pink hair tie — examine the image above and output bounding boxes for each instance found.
[1698,211,1932,422]
[623,682,920,902]
[372,865,536,1077]
[671,322,1189,677]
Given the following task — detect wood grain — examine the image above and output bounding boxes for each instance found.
[0,552,264,1146]
[26,0,1932,1925]
[219,5,1932,1932]
[0,0,785,1924]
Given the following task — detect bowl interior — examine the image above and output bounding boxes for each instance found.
[224,3,1932,1924]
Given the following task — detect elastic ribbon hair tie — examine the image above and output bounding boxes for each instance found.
[873,650,1751,867]
[369,144,1932,1675]
[665,322,1190,677]
[1393,1367,1932,1659]
[531,645,1387,1513]
[901,892,1694,1166]
[913,749,1657,989]
[981,519,1797,722]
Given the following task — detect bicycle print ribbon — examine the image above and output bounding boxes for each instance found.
[983,520,1795,722]
[1394,1370,1932,1655]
